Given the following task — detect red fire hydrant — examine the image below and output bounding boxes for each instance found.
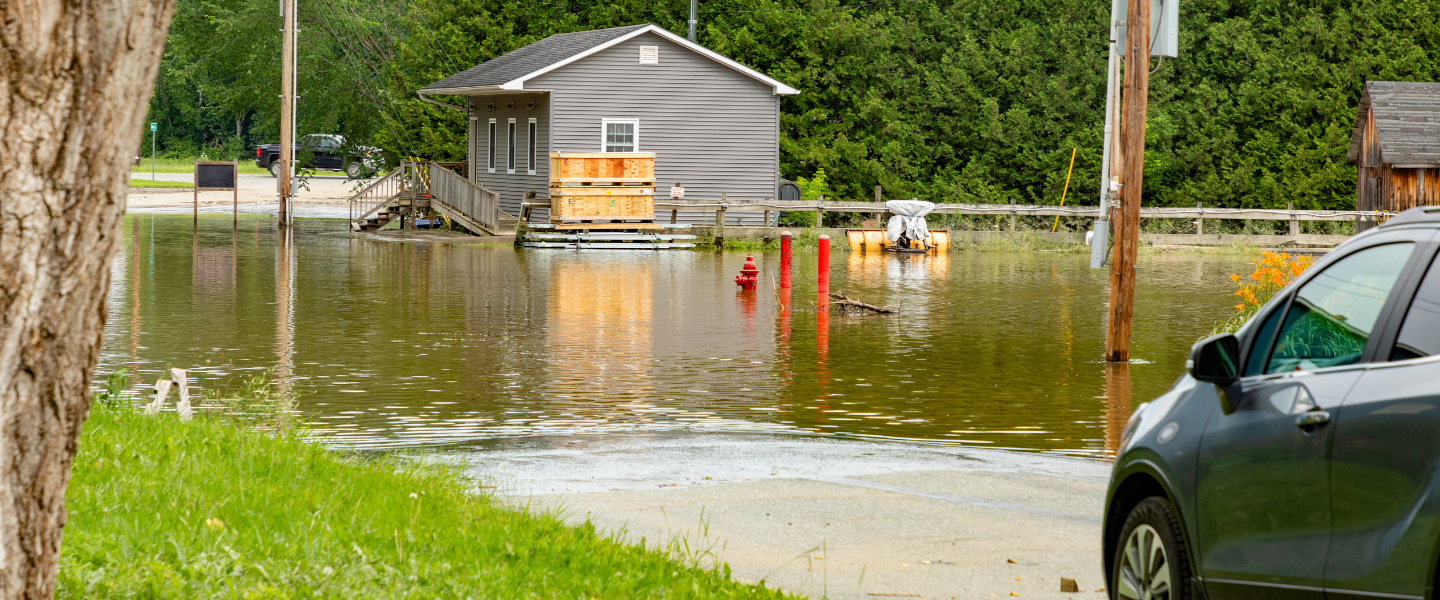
[735,254,759,290]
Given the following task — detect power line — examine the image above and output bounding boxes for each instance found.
[404,0,463,76]
[311,0,421,158]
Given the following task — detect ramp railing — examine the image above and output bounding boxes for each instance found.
[428,162,500,234]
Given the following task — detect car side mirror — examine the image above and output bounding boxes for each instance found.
[1189,333,1241,414]
[1189,333,1239,385]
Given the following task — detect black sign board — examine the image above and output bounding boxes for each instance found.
[196,162,237,189]
[193,160,239,227]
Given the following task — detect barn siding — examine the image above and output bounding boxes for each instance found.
[468,92,551,216]
[529,31,781,225]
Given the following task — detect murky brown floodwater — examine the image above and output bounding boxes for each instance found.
[102,214,1249,458]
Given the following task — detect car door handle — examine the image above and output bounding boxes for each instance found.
[1295,411,1331,428]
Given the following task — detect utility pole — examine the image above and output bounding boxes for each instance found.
[1105,0,1150,362]
[1089,4,1123,270]
[688,0,698,42]
[278,0,296,227]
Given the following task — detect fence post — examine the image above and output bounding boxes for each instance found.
[815,196,824,229]
[1196,202,1203,235]
[1010,204,1017,232]
[716,193,727,248]
[1288,202,1299,236]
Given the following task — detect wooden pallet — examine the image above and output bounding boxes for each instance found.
[551,220,663,231]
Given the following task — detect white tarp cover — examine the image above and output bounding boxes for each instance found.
[885,200,935,243]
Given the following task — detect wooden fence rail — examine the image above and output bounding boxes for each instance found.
[524,198,1388,224]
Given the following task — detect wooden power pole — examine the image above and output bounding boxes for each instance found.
[278,0,296,226]
[1105,0,1150,362]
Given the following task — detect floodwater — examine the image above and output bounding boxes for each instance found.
[102,214,1248,459]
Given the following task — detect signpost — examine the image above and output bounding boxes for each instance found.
[149,122,157,181]
[195,160,240,228]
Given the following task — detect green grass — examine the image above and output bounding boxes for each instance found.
[128,178,193,189]
[133,157,268,175]
[60,376,792,599]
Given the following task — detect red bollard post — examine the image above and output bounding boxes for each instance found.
[780,231,793,289]
[817,234,830,310]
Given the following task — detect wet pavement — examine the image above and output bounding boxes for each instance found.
[465,433,1110,599]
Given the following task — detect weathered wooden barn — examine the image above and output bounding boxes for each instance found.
[418,24,798,223]
[1347,81,1440,223]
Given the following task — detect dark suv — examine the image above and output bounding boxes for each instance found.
[1105,206,1440,600]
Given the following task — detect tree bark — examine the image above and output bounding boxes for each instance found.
[0,0,175,597]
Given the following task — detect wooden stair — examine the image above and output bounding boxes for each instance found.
[352,195,416,231]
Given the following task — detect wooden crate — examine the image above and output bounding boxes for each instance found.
[550,152,655,185]
[551,186,655,221]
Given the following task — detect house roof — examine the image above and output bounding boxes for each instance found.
[1347,81,1440,168]
[419,23,799,96]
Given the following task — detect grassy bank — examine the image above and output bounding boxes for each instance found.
[61,378,791,599]
[134,157,268,175]
[128,178,192,189]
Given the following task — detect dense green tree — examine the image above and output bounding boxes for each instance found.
[146,0,1439,210]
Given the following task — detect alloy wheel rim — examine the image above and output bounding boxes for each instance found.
[1117,524,1172,600]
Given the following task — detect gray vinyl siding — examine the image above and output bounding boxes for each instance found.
[468,92,549,216]
[529,32,781,225]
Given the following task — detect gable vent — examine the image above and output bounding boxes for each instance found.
[639,46,659,64]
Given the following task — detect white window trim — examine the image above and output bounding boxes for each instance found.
[600,118,639,153]
[639,46,659,64]
[468,116,479,182]
[487,118,496,173]
[506,118,516,174]
[527,118,538,176]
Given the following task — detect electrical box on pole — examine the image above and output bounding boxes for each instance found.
[1114,0,1178,58]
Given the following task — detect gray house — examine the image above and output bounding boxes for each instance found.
[418,24,799,222]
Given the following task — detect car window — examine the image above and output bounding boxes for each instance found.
[1392,252,1440,360]
[1265,243,1415,374]
[1243,303,1285,377]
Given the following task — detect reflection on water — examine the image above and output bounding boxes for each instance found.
[102,215,1248,457]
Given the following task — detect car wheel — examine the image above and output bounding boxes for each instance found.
[1112,497,1191,600]
[344,161,363,178]
[268,160,282,178]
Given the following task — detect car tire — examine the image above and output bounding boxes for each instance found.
[1112,497,1191,600]
[268,160,282,178]
[344,161,363,178]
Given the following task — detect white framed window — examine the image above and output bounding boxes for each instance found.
[639,46,659,64]
[601,119,639,152]
[487,118,496,173]
[506,118,516,174]
[468,116,479,181]
[527,118,538,175]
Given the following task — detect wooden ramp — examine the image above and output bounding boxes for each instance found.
[349,162,501,236]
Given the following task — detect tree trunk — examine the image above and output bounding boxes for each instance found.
[0,1,175,597]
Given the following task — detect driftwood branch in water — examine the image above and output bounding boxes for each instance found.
[827,291,900,314]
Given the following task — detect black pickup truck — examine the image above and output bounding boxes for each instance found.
[255,134,381,178]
